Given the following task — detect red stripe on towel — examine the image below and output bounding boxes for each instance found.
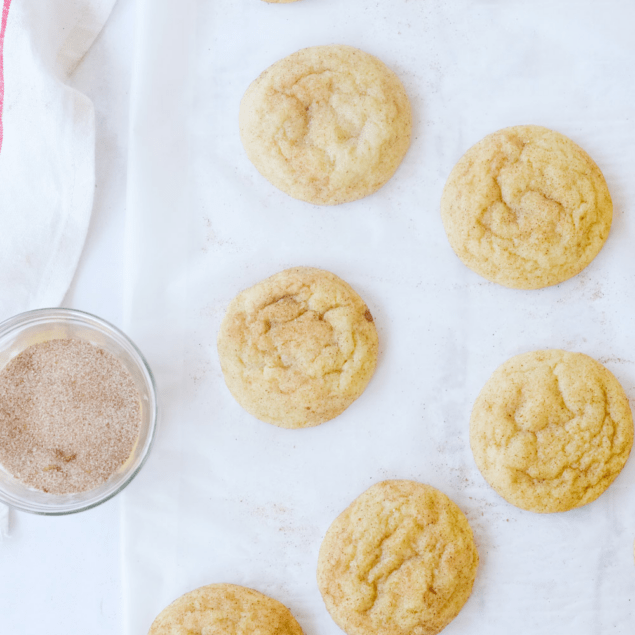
[0,0,13,154]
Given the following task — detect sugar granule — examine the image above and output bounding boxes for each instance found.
[0,338,142,494]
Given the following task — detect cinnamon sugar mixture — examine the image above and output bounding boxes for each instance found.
[0,339,141,494]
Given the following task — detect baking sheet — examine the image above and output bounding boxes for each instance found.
[122,1,635,633]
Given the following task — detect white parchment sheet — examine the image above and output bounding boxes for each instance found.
[123,1,635,633]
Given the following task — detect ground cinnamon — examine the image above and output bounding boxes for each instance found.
[0,338,141,494]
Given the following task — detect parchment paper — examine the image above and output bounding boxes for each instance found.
[123,1,635,633]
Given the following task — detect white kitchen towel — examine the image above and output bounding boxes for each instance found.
[123,1,635,633]
[0,0,117,537]
[0,0,117,323]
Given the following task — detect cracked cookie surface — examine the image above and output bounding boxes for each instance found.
[317,480,479,635]
[239,45,412,205]
[471,350,633,513]
[441,125,612,289]
[217,267,378,428]
[148,584,304,635]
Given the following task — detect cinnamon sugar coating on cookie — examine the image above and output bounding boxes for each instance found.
[217,267,378,428]
[317,480,479,635]
[441,125,612,289]
[240,45,412,205]
[148,584,304,635]
[470,350,633,513]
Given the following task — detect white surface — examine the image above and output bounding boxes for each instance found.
[0,0,132,633]
[0,0,115,322]
[0,503,7,537]
[3,1,635,634]
[124,1,635,634]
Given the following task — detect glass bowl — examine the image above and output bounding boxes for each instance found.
[0,308,157,515]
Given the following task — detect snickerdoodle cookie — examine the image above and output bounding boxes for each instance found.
[317,480,479,635]
[441,125,613,289]
[239,45,412,205]
[148,584,304,635]
[471,350,633,513]
[217,267,378,429]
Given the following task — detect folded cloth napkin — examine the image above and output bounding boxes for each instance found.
[0,0,116,535]
[0,0,116,323]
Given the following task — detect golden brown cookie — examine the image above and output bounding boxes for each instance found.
[441,125,613,289]
[148,584,304,635]
[239,45,412,205]
[217,267,378,429]
[317,480,479,635]
[470,350,634,513]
